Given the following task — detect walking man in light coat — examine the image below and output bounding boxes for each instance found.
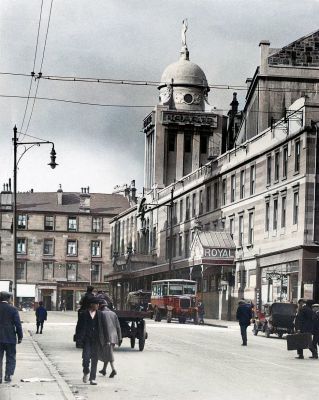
[98,299,122,378]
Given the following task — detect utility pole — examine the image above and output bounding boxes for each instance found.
[168,186,174,278]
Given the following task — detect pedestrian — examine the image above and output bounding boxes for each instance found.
[76,297,109,385]
[236,299,252,346]
[60,299,66,312]
[294,298,317,359]
[96,290,114,311]
[0,291,23,383]
[311,303,319,359]
[35,301,47,334]
[198,301,205,324]
[98,299,122,378]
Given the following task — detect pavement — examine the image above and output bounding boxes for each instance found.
[0,312,237,400]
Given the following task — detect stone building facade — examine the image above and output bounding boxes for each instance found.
[108,29,319,320]
[0,186,130,310]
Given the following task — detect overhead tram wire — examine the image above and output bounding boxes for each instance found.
[22,0,54,140]
[18,0,44,140]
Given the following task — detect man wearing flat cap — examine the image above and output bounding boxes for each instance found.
[0,291,23,383]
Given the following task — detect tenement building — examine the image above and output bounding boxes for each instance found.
[108,29,319,319]
[0,185,131,310]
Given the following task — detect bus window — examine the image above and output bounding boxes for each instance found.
[157,285,162,296]
[184,285,196,295]
[163,285,168,295]
[169,285,183,295]
[152,285,157,296]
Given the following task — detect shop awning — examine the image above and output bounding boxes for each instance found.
[190,231,236,266]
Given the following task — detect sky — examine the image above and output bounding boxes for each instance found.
[0,0,319,195]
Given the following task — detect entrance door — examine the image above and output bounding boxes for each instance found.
[61,290,74,310]
[43,295,52,311]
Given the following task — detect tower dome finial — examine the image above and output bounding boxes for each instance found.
[180,19,189,60]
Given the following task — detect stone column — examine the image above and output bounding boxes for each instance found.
[192,131,200,171]
[176,131,184,180]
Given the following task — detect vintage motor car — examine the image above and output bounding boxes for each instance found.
[151,279,198,324]
[253,302,297,338]
[126,290,151,312]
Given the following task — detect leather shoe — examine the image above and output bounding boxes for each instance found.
[99,369,106,376]
[90,380,98,385]
[82,374,89,383]
[109,370,117,378]
[295,356,304,359]
[309,355,318,359]
[4,375,11,382]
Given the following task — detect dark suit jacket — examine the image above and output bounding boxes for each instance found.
[0,302,23,344]
[236,304,252,326]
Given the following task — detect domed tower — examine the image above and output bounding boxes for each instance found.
[143,22,225,190]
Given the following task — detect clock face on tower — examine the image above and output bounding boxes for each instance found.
[183,93,193,104]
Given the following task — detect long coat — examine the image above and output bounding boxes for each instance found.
[295,305,313,333]
[236,304,252,326]
[101,308,122,345]
[0,302,23,344]
[35,305,47,322]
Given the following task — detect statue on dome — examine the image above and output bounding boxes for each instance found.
[181,19,188,47]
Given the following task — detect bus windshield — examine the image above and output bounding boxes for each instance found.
[183,285,196,295]
[169,285,183,295]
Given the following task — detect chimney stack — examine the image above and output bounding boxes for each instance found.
[259,40,270,74]
[57,184,63,205]
[79,185,90,213]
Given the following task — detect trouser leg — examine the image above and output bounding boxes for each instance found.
[89,343,98,381]
[5,344,16,376]
[36,322,40,333]
[297,348,303,357]
[240,325,247,344]
[0,344,4,378]
[82,340,91,375]
[40,322,44,333]
[313,334,319,356]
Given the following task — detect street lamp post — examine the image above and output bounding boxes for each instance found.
[12,125,58,306]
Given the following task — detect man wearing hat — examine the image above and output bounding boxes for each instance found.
[0,291,23,383]
[295,298,317,359]
[311,303,319,359]
[236,299,252,346]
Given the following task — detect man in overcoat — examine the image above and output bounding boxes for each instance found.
[98,299,122,378]
[35,301,47,334]
[76,297,109,385]
[295,298,316,359]
[236,300,252,346]
[0,291,23,383]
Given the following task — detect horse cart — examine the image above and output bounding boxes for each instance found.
[116,310,150,351]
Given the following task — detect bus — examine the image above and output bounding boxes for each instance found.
[151,279,198,324]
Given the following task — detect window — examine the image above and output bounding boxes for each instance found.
[184,134,192,153]
[91,241,101,257]
[67,240,77,256]
[294,140,300,173]
[178,234,183,256]
[67,263,77,281]
[17,238,26,254]
[281,196,286,228]
[240,170,245,199]
[185,231,189,257]
[16,261,26,280]
[229,217,234,237]
[43,239,54,255]
[44,215,54,231]
[91,264,100,283]
[248,212,254,244]
[168,134,175,152]
[231,174,236,202]
[68,216,77,231]
[283,146,288,178]
[265,202,270,231]
[199,190,203,215]
[274,152,280,181]
[250,165,255,195]
[179,199,183,222]
[293,192,299,225]
[192,193,196,217]
[238,215,244,247]
[92,217,102,232]
[214,182,219,209]
[172,202,177,224]
[200,135,207,154]
[206,186,211,212]
[273,198,278,230]
[185,197,190,220]
[266,155,272,185]
[17,214,27,229]
[43,262,53,280]
[222,178,227,205]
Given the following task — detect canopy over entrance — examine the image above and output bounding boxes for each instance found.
[190,231,236,266]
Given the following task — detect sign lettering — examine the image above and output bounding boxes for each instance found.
[203,247,234,258]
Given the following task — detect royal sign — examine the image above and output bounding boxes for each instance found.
[203,247,234,258]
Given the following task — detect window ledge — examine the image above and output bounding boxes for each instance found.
[246,244,254,249]
[293,171,300,176]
